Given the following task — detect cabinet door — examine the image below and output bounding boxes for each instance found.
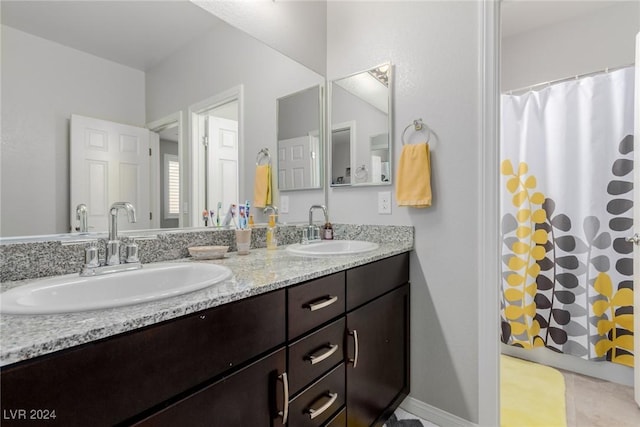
[346,285,409,427]
[135,348,286,427]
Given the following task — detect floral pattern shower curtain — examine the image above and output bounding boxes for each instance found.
[500,67,635,367]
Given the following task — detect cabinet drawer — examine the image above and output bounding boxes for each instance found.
[288,272,345,339]
[0,290,285,426]
[325,407,346,427]
[346,252,409,311]
[134,348,286,427]
[289,363,345,427]
[288,317,345,395]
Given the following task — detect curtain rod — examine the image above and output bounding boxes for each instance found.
[503,63,635,96]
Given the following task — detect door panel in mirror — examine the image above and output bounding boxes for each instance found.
[277,85,323,191]
[330,63,392,187]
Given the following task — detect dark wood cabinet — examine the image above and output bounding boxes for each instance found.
[134,348,287,427]
[346,284,410,427]
[288,318,345,395]
[0,290,286,426]
[0,251,410,427]
[288,363,346,427]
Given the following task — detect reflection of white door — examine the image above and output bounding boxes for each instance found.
[70,115,151,232]
[278,136,313,189]
[208,117,238,210]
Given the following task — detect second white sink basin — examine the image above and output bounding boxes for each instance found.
[0,262,232,315]
[286,240,379,257]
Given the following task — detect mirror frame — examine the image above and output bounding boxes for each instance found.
[328,61,393,188]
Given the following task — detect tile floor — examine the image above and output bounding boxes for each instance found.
[388,369,639,427]
[384,407,437,427]
[561,369,639,427]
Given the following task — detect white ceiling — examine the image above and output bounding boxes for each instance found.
[1,0,223,71]
[501,0,624,38]
[2,1,626,71]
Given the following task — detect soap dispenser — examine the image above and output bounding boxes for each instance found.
[266,214,278,249]
[323,222,334,240]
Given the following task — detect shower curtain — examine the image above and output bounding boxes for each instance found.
[500,66,635,367]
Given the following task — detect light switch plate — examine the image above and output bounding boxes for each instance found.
[378,191,391,214]
[280,195,289,214]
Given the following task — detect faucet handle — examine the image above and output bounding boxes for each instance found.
[125,240,139,264]
[84,245,99,268]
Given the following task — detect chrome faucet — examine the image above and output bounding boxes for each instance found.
[80,201,141,276]
[107,202,137,265]
[75,203,88,233]
[263,205,278,221]
[303,205,328,244]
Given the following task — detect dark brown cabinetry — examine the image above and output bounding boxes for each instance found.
[1,252,410,427]
[134,348,286,427]
[346,285,410,426]
[345,253,411,427]
[0,290,286,426]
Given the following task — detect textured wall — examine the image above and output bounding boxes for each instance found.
[327,1,485,423]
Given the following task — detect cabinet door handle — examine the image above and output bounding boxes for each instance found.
[348,329,359,368]
[307,344,339,365]
[277,372,289,424]
[307,392,338,419]
[305,295,338,311]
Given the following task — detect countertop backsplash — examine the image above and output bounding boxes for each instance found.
[0,224,414,282]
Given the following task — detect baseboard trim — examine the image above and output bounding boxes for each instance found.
[400,396,477,427]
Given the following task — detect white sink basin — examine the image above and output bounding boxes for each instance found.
[286,240,379,257]
[0,262,232,315]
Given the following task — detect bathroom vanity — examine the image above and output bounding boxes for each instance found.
[0,238,411,427]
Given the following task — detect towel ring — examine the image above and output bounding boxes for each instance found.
[354,165,368,182]
[402,118,431,145]
[256,148,271,166]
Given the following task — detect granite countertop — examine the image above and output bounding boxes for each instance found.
[0,240,412,367]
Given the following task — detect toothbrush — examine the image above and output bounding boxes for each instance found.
[202,210,209,227]
[245,201,250,229]
[222,204,237,227]
[239,205,246,229]
[210,210,215,225]
[216,202,221,227]
[231,204,239,229]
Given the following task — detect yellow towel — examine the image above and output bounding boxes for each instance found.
[396,143,432,207]
[253,164,272,208]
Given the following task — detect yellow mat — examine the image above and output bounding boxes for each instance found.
[501,355,567,427]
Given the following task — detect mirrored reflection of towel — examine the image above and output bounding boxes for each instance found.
[396,143,432,207]
[253,164,272,208]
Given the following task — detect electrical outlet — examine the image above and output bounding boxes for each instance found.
[280,195,289,214]
[378,191,391,214]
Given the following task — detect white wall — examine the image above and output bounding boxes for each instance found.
[145,18,324,225]
[502,2,640,91]
[0,25,145,237]
[501,1,639,386]
[193,0,327,76]
[328,1,487,424]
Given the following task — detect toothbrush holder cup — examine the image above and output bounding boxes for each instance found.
[235,229,252,255]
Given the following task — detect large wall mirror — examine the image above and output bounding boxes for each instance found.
[277,85,323,191]
[329,62,393,187]
[1,1,324,238]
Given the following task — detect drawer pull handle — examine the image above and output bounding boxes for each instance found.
[348,329,359,368]
[278,372,289,424]
[307,392,338,420]
[306,295,338,311]
[307,344,339,365]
